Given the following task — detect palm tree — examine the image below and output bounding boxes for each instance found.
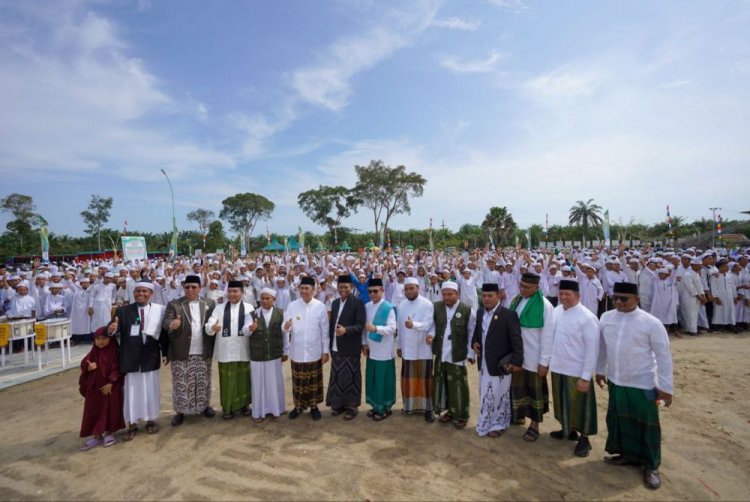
[569,199,603,247]
[482,206,517,247]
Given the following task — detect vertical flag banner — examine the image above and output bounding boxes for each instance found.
[298,226,305,252]
[526,228,532,248]
[378,222,385,249]
[38,215,49,262]
[240,233,247,257]
[602,210,611,246]
[666,205,672,233]
[169,217,178,257]
[428,217,434,252]
[123,218,128,235]
[266,226,271,244]
[717,212,722,238]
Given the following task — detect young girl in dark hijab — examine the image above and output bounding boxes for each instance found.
[79,327,125,450]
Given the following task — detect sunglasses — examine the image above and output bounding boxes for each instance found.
[367,289,381,294]
[613,295,632,302]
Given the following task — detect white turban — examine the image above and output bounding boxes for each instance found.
[260,287,276,298]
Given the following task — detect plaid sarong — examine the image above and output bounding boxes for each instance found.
[218,361,251,414]
[511,368,549,423]
[432,359,470,420]
[605,382,662,470]
[291,360,324,410]
[551,372,597,436]
[401,359,433,413]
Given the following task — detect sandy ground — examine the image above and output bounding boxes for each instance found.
[0,332,748,501]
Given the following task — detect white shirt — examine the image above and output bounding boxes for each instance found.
[597,308,674,394]
[332,297,346,353]
[205,301,254,362]
[283,297,329,362]
[188,300,204,355]
[512,295,555,371]
[397,295,434,360]
[9,294,36,318]
[365,299,397,361]
[549,303,600,380]
[434,302,476,366]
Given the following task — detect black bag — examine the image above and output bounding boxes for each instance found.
[498,352,513,375]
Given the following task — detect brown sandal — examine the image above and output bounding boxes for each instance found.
[145,421,159,434]
[439,413,453,424]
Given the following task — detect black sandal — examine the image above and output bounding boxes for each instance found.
[123,425,138,441]
[372,412,388,421]
[523,426,540,442]
[145,421,159,434]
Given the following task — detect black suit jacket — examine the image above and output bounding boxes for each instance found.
[471,304,523,376]
[112,303,168,374]
[328,295,366,357]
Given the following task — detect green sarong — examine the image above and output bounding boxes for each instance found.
[218,361,252,414]
[605,382,662,470]
[551,372,597,436]
[365,358,396,414]
[432,359,470,421]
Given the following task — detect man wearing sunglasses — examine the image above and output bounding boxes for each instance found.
[163,275,217,427]
[596,282,674,490]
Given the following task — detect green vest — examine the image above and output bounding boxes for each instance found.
[432,301,472,363]
[249,308,284,362]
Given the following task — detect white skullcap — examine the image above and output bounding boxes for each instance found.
[404,277,419,286]
[657,268,668,274]
[104,272,115,278]
[260,287,276,298]
[690,258,702,265]
[561,265,572,272]
[210,279,221,286]
[18,280,30,288]
[80,277,90,283]
[134,281,154,291]
[441,281,458,291]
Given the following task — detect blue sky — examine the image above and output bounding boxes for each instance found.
[1,0,749,240]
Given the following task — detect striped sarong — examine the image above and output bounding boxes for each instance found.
[551,372,597,436]
[291,360,324,410]
[401,359,433,413]
[365,358,396,414]
[605,382,662,470]
[218,361,251,414]
[511,369,549,423]
[325,352,362,410]
[432,360,470,421]
[171,355,212,415]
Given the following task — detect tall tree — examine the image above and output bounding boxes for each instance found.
[297,185,359,245]
[205,220,227,252]
[187,208,215,249]
[1,193,38,252]
[352,160,427,235]
[481,206,517,248]
[568,198,603,247]
[80,194,113,251]
[219,193,274,251]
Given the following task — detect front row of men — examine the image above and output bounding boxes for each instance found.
[109,273,672,490]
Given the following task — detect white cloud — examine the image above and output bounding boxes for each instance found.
[431,16,481,31]
[524,63,609,97]
[289,2,439,111]
[0,4,234,180]
[440,50,505,73]
[486,0,529,13]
